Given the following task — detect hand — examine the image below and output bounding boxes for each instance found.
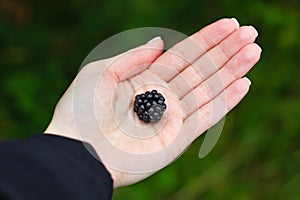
[45,18,261,188]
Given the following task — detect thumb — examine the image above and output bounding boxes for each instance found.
[108,36,164,82]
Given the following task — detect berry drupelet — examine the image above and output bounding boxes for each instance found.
[133,90,167,123]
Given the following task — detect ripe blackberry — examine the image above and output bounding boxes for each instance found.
[133,90,167,123]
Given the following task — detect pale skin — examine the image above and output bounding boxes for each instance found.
[45,18,262,188]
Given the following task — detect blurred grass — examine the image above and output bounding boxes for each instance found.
[0,0,300,199]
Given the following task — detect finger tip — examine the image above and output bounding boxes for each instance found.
[242,77,252,86]
[147,36,162,44]
[146,36,164,51]
[230,17,240,28]
[253,43,262,53]
[248,26,258,37]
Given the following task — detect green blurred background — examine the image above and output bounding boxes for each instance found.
[0,0,299,199]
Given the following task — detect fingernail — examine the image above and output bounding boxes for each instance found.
[147,36,162,44]
[248,26,258,37]
[243,77,252,86]
[257,44,262,53]
[231,18,240,28]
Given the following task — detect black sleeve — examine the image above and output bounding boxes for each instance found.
[0,134,113,200]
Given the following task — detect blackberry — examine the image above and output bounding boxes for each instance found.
[133,90,167,123]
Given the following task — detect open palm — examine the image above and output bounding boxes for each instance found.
[46,18,261,187]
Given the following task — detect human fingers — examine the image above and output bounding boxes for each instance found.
[168,26,258,98]
[181,43,261,119]
[149,18,238,81]
[183,77,251,141]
